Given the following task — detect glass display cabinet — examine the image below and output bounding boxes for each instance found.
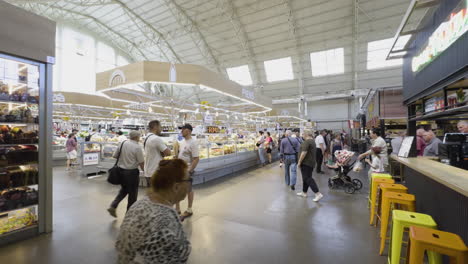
[0,52,53,245]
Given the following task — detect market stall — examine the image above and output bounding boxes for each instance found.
[388,0,468,244]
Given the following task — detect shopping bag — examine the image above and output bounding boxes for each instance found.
[352,160,363,172]
[107,166,121,185]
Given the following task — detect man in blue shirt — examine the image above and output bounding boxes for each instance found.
[280,130,302,190]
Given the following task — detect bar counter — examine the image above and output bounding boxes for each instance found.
[391,155,468,243]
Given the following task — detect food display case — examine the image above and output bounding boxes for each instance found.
[52,136,68,166]
[0,53,52,244]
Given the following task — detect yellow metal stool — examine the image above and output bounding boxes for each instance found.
[372,183,408,226]
[379,192,415,255]
[369,178,395,224]
[368,173,393,208]
[408,226,468,264]
[389,210,440,264]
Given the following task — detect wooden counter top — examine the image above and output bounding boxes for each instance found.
[391,155,468,197]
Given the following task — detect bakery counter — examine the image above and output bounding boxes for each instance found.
[391,155,468,243]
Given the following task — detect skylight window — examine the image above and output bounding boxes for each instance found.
[226,65,253,86]
[264,57,294,82]
[310,48,344,77]
[367,35,411,70]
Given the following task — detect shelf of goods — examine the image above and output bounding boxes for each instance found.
[0,55,42,243]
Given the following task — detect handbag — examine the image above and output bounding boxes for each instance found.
[107,141,126,185]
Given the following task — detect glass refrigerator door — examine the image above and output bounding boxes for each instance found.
[0,54,41,236]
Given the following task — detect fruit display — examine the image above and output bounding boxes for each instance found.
[0,186,38,213]
[0,207,37,235]
[0,125,38,144]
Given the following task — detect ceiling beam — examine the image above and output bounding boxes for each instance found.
[13,2,147,61]
[113,0,181,63]
[282,0,305,115]
[215,0,262,88]
[160,0,223,73]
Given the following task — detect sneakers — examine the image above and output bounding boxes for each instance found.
[290,185,295,191]
[313,193,324,202]
[107,207,117,218]
[296,192,307,198]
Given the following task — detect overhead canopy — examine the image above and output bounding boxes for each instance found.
[95,61,273,113]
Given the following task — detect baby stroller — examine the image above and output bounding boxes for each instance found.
[326,150,363,194]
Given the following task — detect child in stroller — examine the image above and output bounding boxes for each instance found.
[326,150,363,194]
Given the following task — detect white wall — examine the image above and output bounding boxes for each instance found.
[53,24,132,94]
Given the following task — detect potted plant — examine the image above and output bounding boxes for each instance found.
[415,104,423,117]
[456,88,466,106]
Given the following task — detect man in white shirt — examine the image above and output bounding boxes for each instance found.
[144,120,171,181]
[108,130,145,218]
[175,124,199,220]
[358,129,388,167]
[315,130,326,174]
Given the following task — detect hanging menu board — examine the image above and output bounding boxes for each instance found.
[398,136,415,158]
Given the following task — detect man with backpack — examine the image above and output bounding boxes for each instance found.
[280,130,301,191]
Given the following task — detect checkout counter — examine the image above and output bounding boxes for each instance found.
[389,133,468,244]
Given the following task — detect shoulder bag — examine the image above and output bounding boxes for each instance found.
[286,137,299,161]
[107,140,126,185]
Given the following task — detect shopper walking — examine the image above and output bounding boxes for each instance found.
[280,130,301,190]
[107,131,145,217]
[144,120,171,184]
[278,134,285,168]
[265,132,273,164]
[256,131,266,166]
[297,130,323,202]
[315,130,327,174]
[175,124,199,220]
[358,129,389,169]
[116,159,191,264]
[416,128,427,156]
[66,133,77,171]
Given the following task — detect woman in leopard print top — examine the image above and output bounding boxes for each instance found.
[116,159,192,263]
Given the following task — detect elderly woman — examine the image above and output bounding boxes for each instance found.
[116,159,192,264]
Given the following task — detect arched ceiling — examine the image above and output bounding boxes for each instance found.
[7,0,425,103]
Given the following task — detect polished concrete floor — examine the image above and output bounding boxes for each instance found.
[0,163,387,263]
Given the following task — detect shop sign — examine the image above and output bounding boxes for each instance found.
[109,69,126,87]
[412,0,468,72]
[242,88,255,100]
[83,153,99,166]
[204,114,213,125]
[113,119,124,127]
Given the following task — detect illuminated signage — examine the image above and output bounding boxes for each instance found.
[412,0,468,72]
